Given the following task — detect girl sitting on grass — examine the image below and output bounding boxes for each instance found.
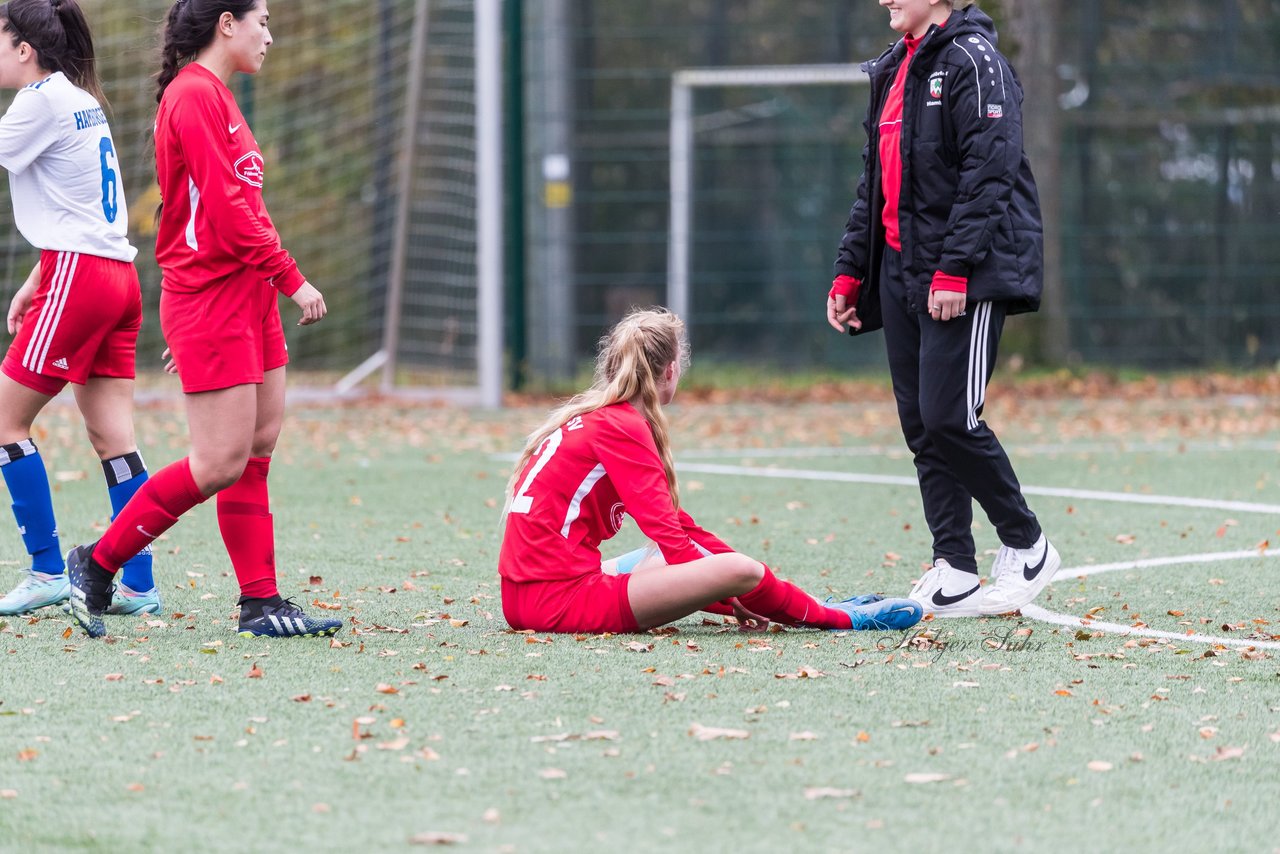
[498,307,923,634]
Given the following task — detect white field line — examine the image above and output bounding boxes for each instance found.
[1022,549,1280,650]
[678,439,1280,460]
[1057,548,1280,578]
[675,462,1280,515]
[1021,604,1280,650]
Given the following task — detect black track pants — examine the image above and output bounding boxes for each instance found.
[879,247,1040,571]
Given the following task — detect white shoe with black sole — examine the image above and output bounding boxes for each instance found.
[981,534,1061,616]
[907,558,985,618]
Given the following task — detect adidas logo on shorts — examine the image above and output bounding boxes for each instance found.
[52,357,69,370]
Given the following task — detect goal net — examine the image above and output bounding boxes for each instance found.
[667,64,879,369]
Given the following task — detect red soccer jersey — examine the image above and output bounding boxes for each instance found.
[499,403,731,583]
[154,63,303,297]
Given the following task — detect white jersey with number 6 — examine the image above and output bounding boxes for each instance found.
[0,72,136,262]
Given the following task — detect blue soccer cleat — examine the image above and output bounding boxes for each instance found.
[66,544,113,638]
[0,570,70,615]
[237,598,342,639]
[105,583,163,616]
[829,593,923,631]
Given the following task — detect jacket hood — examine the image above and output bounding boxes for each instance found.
[944,5,999,47]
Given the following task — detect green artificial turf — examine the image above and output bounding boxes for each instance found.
[1,398,1277,852]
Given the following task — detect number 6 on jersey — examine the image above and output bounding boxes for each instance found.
[98,136,118,223]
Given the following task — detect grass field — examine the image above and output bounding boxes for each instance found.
[1,380,1278,852]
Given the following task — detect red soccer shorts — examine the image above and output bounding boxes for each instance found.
[2,250,142,396]
[501,571,639,634]
[160,273,288,393]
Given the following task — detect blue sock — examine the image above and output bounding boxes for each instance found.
[1,440,62,574]
[104,451,154,592]
[609,545,656,575]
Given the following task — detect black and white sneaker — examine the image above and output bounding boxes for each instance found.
[907,558,985,618]
[981,534,1061,615]
[66,543,113,638]
[237,597,342,638]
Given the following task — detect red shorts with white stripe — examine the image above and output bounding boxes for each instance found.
[2,250,142,396]
[159,272,288,393]
[501,571,639,634]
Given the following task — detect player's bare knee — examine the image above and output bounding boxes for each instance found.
[192,457,248,494]
[0,417,33,443]
[733,556,765,590]
[83,423,135,461]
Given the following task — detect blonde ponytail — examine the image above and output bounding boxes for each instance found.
[504,308,689,517]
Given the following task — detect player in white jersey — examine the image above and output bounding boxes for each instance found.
[0,0,159,617]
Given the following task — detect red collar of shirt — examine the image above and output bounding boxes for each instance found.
[902,18,945,55]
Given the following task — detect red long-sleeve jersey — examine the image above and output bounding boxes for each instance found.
[154,63,303,297]
[499,402,734,583]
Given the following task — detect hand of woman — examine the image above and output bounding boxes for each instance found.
[290,281,328,326]
[928,289,966,322]
[827,295,862,333]
[6,277,38,335]
[160,347,178,374]
[730,597,771,632]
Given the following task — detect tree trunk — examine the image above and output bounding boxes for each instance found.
[1005,0,1069,364]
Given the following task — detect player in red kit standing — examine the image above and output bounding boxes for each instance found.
[65,0,340,639]
[499,308,923,635]
[0,0,161,618]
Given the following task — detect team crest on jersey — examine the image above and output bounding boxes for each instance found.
[929,77,943,99]
[235,152,265,187]
[609,502,626,534]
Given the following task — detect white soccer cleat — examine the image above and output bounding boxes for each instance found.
[980,534,1061,616]
[908,558,985,617]
[0,570,71,616]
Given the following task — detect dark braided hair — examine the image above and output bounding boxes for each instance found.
[156,0,258,104]
[0,0,106,108]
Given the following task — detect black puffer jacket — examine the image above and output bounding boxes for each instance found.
[834,6,1043,331]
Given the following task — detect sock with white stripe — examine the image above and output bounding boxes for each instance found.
[103,451,155,593]
[1,440,62,574]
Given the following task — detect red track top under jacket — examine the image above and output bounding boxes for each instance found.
[499,402,733,583]
[154,63,303,297]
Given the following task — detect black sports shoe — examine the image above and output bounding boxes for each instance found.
[66,544,113,638]
[237,597,342,638]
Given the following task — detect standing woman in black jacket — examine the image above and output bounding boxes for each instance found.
[826,0,1058,617]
